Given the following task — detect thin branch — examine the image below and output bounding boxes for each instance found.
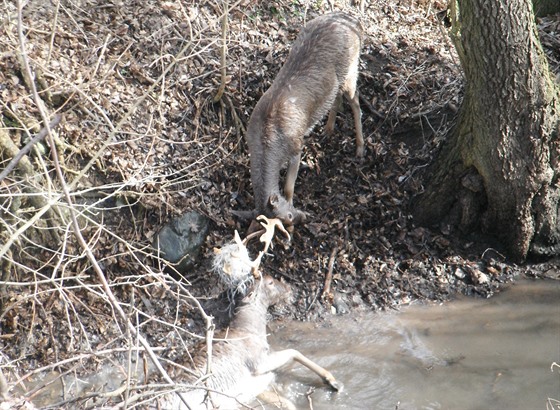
[0,368,8,400]
[0,114,62,183]
[46,0,60,64]
[15,1,190,407]
[213,1,228,102]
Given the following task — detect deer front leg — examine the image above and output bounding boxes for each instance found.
[344,89,364,158]
[257,349,342,391]
[325,93,342,135]
[284,154,301,204]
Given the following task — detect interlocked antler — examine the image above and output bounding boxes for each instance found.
[245,215,290,278]
[213,216,290,288]
[256,215,290,253]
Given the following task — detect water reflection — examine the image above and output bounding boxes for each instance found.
[270,279,560,410]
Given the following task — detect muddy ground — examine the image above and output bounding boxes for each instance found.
[0,0,559,408]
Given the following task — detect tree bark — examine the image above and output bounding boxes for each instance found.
[414,0,560,260]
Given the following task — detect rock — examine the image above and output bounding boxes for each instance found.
[332,292,350,315]
[154,211,210,272]
[471,268,489,285]
[454,267,466,279]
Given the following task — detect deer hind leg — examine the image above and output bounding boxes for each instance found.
[283,154,301,204]
[325,93,342,136]
[257,349,342,391]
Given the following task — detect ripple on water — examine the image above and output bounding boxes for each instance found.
[270,279,560,410]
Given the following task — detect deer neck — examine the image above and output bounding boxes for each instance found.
[231,298,270,338]
[248,127,286,214]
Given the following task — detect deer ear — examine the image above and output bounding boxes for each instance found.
[268,194,279,207]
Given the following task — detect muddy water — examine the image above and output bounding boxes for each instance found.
[16,279,560,409]
[269,279,560,410]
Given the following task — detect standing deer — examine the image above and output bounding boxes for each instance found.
[241,12,364,226]
[158,275,340,409]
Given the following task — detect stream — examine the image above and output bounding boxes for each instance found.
[269,279,560,410]
[17,279,560,409]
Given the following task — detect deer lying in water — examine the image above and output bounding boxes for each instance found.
[159,275,340,409]
[239,12,364,226]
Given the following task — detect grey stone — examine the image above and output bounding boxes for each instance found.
[154,211,210,272]
[333,292,350,315]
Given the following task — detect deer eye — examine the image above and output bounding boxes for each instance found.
[286,212,294,221]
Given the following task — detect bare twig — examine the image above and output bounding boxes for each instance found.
[202,319,215,407]
[65,31,197,192]
[0,128,62,247]
[15,1,190,407]
[46,0,60,64]
[213,1,229,102]
[0,368,8,400]
[0,114,62,183]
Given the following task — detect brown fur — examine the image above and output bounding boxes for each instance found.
[245,12,364,226]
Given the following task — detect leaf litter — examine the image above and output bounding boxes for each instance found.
[0,0,558,407]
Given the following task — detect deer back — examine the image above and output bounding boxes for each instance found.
[246,13,362,223]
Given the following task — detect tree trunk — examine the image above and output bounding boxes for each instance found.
[414,0,560,260]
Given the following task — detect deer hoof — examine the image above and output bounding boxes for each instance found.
[356,146,365,159]
[325,377,343,392]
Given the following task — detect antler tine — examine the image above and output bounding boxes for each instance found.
[233,230,245,248]
[256,215,290,254]
[246,216,292,278]
[270,217,290,241]
[242,228,266,246]
[250,251,265,279]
